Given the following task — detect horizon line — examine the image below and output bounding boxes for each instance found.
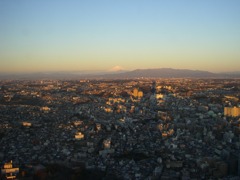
[0,67,239,75]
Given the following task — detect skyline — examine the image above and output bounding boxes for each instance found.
[1,0,240,73]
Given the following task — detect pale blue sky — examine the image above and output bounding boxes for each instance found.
[0,0,240,72]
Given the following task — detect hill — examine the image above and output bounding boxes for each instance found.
[99,68,219,79]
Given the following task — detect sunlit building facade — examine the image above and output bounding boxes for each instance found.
[132,88,143,99]
[1,161,19,180]
[224,106,240,117]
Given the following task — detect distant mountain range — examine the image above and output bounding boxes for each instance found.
[73,68,240,79]
[99,68,217,79]
[0,68,240,80]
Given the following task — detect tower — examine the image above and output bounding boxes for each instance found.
[151,81,156,95]
[133,88,138,98]
[150,81,157,106]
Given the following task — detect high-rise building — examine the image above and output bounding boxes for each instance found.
[133,88,138,98]
[137,91,143,98]
[132,88,143,99]
[151,81,156,94]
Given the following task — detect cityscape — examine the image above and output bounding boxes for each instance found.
[1,0,240,179]
[0,78,240,179]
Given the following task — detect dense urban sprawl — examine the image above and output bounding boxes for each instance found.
[0,78,240,179]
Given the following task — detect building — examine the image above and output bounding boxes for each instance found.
[224,106,240,117]
[103,138,111,149]
[1,161,19,180]
[96,123,101,131]
[41,106,51,112]
[133,88,138,98]
[137,91,143,98]
[22,122,32,127]
[132,88,143,99]
[151,81,156,94]
[75,132,84,140]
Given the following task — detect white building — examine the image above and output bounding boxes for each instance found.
[75,132,84,140]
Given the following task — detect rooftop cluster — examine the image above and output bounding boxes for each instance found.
[0,78,240,179]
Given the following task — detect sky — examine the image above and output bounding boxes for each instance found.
[0,0,240,73]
